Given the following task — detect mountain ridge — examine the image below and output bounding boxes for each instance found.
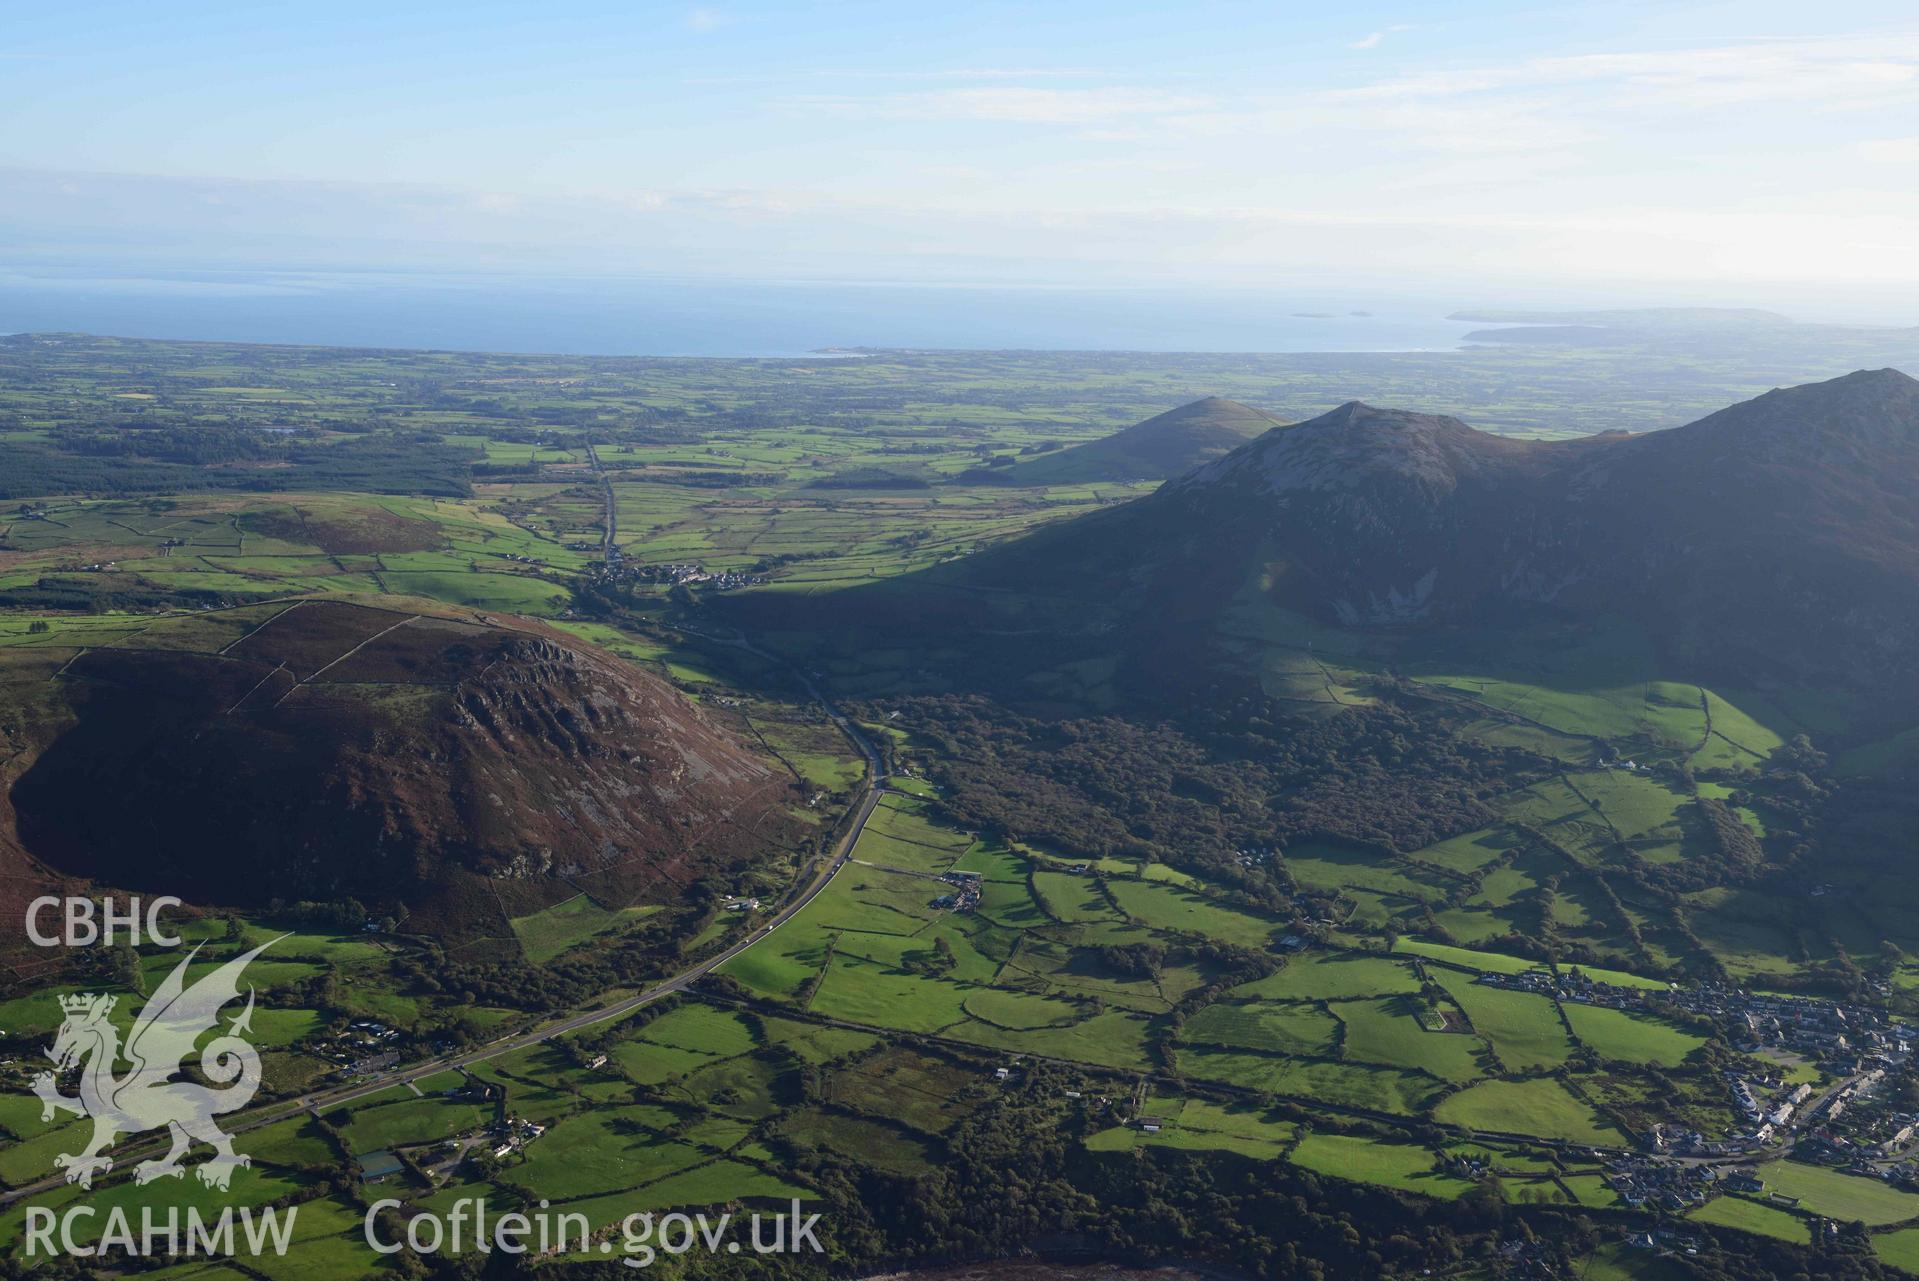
[2,600,803,941]
[979,396,1284,485]
[894,368,1919,708]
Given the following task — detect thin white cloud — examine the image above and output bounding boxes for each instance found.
[8,164,1919,289]
[686,67,1108,85]
[9,25,1919,294]
[789,33,1919,160]
[684,7,734,32]
[1350,24,1415,51]
[805,86,1215,125]
[1853,136,1919,163]
[1339,33,1919,110]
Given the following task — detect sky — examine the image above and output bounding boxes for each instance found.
[5,1,1919,307]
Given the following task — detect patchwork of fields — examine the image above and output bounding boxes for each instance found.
[4,625,1907,1274]
[9,337,1919,1279]
[703,790,1732,1150]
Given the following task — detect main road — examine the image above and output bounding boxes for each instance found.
[0,625,885,1207]
[584,440,617,563]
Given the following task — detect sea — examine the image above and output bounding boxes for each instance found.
[0,266,1487,357]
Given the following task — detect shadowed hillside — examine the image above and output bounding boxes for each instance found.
[975,396,1284,485]
[4,599,803,940]
[795,369,1919,716]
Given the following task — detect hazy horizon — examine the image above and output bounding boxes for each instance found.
[9,264,1916,358]
[7,0,1919,346]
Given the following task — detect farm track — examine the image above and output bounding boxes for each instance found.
[218,599,304,655]
[270,614,417,702]
[850,858,948,881]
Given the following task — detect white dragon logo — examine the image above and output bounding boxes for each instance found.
[29,938,280,1191]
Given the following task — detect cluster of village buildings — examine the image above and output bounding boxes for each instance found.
[1606,1152,1731,1210]
[361,1076,548,1187]
[321,1019,405,1077]
[1476,966,1909,1072]
[1472,964,1919,1204]
[932,870,983,912]
[587,559,766,591]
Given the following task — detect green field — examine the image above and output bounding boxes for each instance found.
[1182,1000,1342,1056]
[337,1095,490,1154]
[507,1111,708,1200]
[1232,951,1421,1001]
[1180,1049,1447,1116]
[1436,974,1575,1071]
[1107,880,1284,947]
[1875,1227,1919,1274]
[509,895,663,965]
[1757,1161,1919,1226]
[627,1004,761,1058]
[1393,939,1543,975]
[1562,1003,1705,1066]
[1334,997,1485,1083]
[1288,1133,1471,1198]
[1689,1195,1812,1244]
[1434,1079,1625,1146]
